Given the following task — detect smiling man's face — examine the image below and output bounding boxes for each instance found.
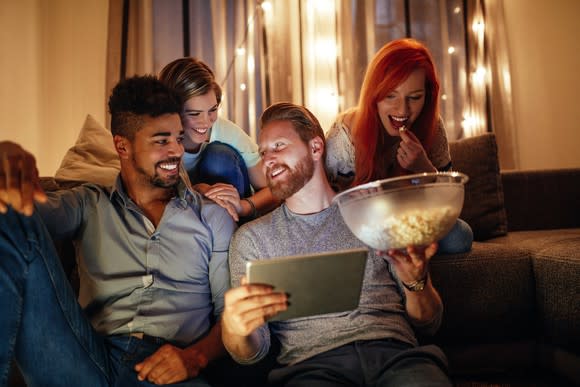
[128,113,184,188]
[258,120,315,200]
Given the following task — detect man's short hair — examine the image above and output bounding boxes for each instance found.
[108,75,182,139]
[259,102,326,161]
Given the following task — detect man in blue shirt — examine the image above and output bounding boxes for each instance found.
[0,76,235,386]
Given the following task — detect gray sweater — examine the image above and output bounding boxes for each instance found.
[228,203,442,366]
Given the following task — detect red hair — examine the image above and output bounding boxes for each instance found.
[352,38,440,185]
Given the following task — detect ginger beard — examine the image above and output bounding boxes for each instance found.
[267,153,315,201]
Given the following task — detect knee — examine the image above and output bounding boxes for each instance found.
[438,219,473,254]
[0,208,45,262]
[199,142,245,175]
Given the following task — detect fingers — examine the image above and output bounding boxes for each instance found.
[135,344,190,384]
[205,183,243,218]
[223,285,288,336]
[210,196,239,221]
[399,128,419,143]
[0,142,45,216]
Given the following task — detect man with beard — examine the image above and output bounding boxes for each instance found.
[221,102,451,386]
[0,76,235,386]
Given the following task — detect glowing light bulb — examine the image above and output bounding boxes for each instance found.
[261,1,272,12]
[448,46,456,54]
[472,66,487,84]
[236,47,246,56]
[472,20,485,34]
[240,83,247,91]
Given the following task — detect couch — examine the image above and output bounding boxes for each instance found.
[8,132,580,386]
[428,133,580,386]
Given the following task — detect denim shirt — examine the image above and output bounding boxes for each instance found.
[37,176,235,346]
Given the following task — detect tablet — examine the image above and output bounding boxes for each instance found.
[246,247,368,321]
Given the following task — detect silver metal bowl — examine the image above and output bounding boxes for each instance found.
[332,172,469,251]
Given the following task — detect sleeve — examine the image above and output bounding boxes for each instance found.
[388,264,443,335]
[202,201,238,318]
[226,224,271,363]
[35,184,98,241]
[428,118,452,171]
[211,117,261,168]
[325,119,356,191]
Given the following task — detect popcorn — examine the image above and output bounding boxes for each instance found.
[358,206,458,250]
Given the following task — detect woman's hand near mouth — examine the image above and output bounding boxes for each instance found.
[397,129,437,173]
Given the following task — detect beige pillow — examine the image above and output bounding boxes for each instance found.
[54,114,120,186]
[449,133,508,241]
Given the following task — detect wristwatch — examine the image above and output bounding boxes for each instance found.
[402,273,428,292]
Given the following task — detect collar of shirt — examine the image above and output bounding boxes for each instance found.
[108,174,202,210]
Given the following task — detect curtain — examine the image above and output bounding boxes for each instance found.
[106,0,265,137]
[482,0,518,169]
[105,0,517,167]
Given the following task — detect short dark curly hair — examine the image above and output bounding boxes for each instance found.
[108,75,182,139]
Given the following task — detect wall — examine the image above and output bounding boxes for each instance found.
[503,0,580,170]
[0,0,108,176]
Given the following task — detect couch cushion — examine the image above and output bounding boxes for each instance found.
[449,133,508,241]
[429,242,535,344]
[494,229,580,352]
[54,114,120,186]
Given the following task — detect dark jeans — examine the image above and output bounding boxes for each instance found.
[0,208,210,387]
[190,141,252,198]
[438,218,473,254]
[268,339,451,387]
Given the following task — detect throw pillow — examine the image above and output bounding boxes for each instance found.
[449,133,508,241]
[54,114,120,186]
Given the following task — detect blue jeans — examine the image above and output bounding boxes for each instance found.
[190,142,252,198]
[437,218,473,254]
[0,208,211,387]
[268,339,451,387]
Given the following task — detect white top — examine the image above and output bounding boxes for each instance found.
[182,116,260,172]
[325,115,451,190]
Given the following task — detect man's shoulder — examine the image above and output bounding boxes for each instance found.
[232,207,283,245]
[199,198,236,224]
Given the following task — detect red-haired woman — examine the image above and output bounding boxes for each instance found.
[326,38,473,253]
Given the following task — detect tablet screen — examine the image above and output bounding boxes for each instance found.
[246,247,368,321]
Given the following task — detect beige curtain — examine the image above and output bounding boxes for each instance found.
[105,0,154,127]
[104,0,518,161]
[105,0,264,136]
[483,0,518,169]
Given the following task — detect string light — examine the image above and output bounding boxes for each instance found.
[472,20,485,34]
[260,1,272,12]
[471,66,487,84]
[448,46,456,54]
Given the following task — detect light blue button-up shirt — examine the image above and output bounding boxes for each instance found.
[38,176,236,346]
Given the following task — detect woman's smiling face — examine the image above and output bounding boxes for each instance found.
[376,68,426,137]
[181,91,219,151]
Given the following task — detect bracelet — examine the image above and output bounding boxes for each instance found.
[242,197,258,218]
[402,272,428,292]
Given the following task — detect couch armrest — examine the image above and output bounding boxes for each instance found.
[501,168,580,231]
